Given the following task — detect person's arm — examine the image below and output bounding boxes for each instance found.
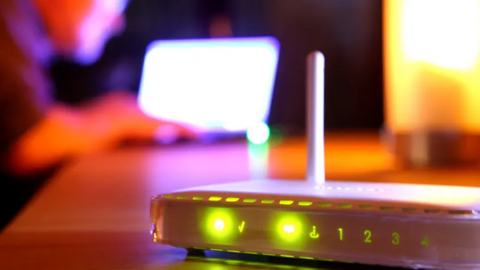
[6,105,93,175]
[5,91,199,176]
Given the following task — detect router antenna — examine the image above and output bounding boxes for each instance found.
[306,51,325,184]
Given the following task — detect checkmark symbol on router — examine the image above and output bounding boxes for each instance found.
[238,221,245,233]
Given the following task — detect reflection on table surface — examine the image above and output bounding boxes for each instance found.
[0,133,478,270]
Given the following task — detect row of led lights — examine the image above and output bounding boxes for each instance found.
[164,195,475,214]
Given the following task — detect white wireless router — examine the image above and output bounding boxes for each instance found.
[150,52,480,269]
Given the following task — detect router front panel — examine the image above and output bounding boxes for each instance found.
[150,184,480,269]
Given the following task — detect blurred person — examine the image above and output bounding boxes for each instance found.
[0,0,196,230]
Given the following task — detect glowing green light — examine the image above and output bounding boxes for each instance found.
[299,201,313,206]
[318,202,332,207]
[283,224,295,234]
[209,197,222,201]
[271,212,307,250]
[193,197,204,200]
[247,122,270,145]
[202,207,238,243]
[214,219,225,231]
[226,197,239,202]
[243,199,257,203]
[279,200,294,205]
[261,199,274,204]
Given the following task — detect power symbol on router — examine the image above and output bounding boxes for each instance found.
[310,226,319,239]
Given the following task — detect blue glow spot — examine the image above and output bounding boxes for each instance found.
[247,123,270,144]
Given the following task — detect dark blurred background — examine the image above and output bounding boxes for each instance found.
[50,0,383,134]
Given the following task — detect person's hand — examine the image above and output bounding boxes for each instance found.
[77,91,199,150]
[6,91,199,175]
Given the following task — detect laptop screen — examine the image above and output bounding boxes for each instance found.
[137,37,280,135]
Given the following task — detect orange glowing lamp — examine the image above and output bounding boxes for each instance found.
[383,0,480,166]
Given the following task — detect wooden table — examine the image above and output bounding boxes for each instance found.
[1,133,479,270]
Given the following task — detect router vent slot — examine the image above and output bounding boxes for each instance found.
[190,247,336,263]
[161,194,476,216]
[315,186,386,193]
[448,210,471,215]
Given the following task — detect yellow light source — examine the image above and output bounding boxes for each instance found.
[283,224,295,234]
[214,219,225,231]
[383,0,480,166]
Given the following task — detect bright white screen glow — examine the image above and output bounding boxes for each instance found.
[138,37,280,133]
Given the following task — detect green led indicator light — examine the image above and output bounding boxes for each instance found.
[300,257,314,260]
[164,194,173,198]
[299,201,313,206]
[283,224,295,234]
[246,122,270,145]
[271,212,308,249]
[261,199,274,204]
[243,199,257,203]
[214,219,225,231]
[226,197,240,202]
[203,207,239,243]
[209,197,222,201]
[193,197,204,200]
[338,204,353,208]
[227,250,240,253]
[281,255,295,258]
[338,228,343,241]
[318,202,332,207]
[279,200,294,205]
[245,251,258,255]
[176,196,188,200]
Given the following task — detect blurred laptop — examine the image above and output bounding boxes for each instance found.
[137,36,280,144]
